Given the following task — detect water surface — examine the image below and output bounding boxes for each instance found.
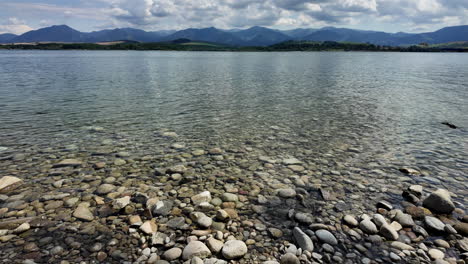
[0,50,467,202]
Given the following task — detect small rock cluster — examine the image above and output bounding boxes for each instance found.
[0,140,466,264]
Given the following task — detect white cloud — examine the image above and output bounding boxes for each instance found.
[0,0,466,32]
[0,17,33,34]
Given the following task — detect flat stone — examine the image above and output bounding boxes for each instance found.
[192,191,212,205]
[423,189,455,214]
[0,176,23,193]
[222,240,248,259]
[373,214,387,227]
[454,222,468,236]
[343,215,358,226]
[13,222,30,234]
[376,200,393,211]
[315,229,338,245]
[206,237,223,253]
[114,158,126,165]
[391,241,414,251]
[54,159,82,168]
[282,158,302,165]
[408,185,423,196]
[277,189,296,198]
[162,248,182,261]
[140,220,157,235]
[168,165,187,174]
[359,219,378,234]
[73,205,94,221]
[268,228,283,238]
[293,227,314,252]
[182,241,211,260]
[113,196,131,210]
[166,217,187,229]
[96,184,115,195]
[280,253,300,264]
[153,200,174,216]
[395,211,415,227]
[424,216,445,232]
[221,193,238,202]
[428,249,444,260]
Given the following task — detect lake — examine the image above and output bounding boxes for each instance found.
[0,50,467,262]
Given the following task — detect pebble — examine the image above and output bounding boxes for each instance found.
[140,220,158,235]
[163,248,182,260]
[0,176,23,193]
[280,253,300,264]
[73,205,94,221]
[277,189,296,198]
[423,189,455,214]
[359,219,378,234]
[182,241,211,260]
[315,229,338,245]
[424,216,445,232]
[292,227,314,252]
[343,215,358,226]
[206,237,223,253]
[428,249,444,259]
[380,224,399,240]
[96,184,115,194]
[221,240,248,259]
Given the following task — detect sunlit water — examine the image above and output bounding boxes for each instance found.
[0,50,467,204]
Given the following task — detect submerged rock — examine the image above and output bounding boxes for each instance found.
[0,176,23,193]
[292,227,314,252]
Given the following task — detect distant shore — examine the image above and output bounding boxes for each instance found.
[1,40,468,52]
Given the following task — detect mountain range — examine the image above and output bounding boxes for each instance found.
[1,24,468,47]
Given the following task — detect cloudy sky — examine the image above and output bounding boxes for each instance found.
[1,0,467,35]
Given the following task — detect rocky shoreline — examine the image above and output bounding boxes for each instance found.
[0,138,467,264]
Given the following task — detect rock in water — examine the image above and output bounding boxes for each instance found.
[182,241,211,260]
[315,229,338,245]
[73,205,94,221]
[441,122,457,129]
[54,159,83,168]
[423,189,455,214]
[0,176,23,193]
[292,227,314,252]
[222,240,248,259]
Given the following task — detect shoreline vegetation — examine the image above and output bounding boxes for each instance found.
[1,39,468,52]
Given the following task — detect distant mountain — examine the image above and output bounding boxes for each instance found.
[12,25,86,43]
[230,26,291,46]
[0,33,17,43]
[86,28,163,42]
[301,25,468,46]
[162,27,244,46]
[280,28,317,38]
[3,24,468,47]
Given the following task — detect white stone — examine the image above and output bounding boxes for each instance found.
[182,241,211,260]
[222,240,248,259]
[0,176,23,193]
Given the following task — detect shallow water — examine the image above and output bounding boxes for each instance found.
[0,50,467,202]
